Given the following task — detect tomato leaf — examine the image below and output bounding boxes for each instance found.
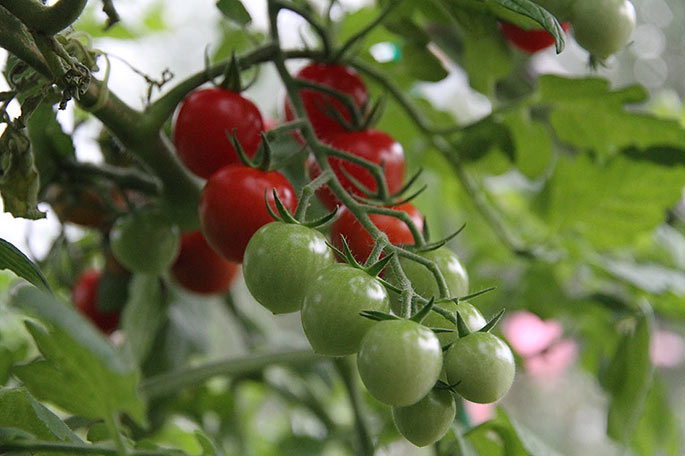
[216,0,251,26]
[121,274,166,366]
[0,387,82,453]
[487,0,565,52]
[603,304,655,446]
[630,377,682,456]
[0,238,51,293]
[9,287,146,425]
[0,125,45,220]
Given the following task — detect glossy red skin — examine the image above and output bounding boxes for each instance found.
[72,270,119,334]
[500,21,570,53]
[199,165,297,263]
[171,231,239,294]
[173,88,264,179]
[331,203,424,264]
[307,129,406,210]
[284,63,368,142]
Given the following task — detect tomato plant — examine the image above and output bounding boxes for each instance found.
[500,21,571,53]
[170,231,239,295]
[357,319,442,406]
[110,208,181,274]
[284,63,368,142]
[392,389,456,447]
[444,331,516,404]
[330,203,423,264]
[427,301,486,345]
[243,221,335,314]
[570,0,636,59]
[71,269,120,334]
[198,165,297,263]
[300,263,390,355]
[173,87,264,179]
[306,129,406,209]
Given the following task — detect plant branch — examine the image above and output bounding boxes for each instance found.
[61,160,162,195]
[0,0,88,36]
[139,349,324,400]
[332,0,401,61]
[334,357,374,456]
[0,6,51,76]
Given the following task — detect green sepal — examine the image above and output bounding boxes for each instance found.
[359,310,399,322]
[413,223,466,253]
[264,189,298,224]
[228,129,256,168]
[219,51,243,92]
[375,276,402,295]
[253,132,274,170]
[360,96,386,130]
[410,296,435,324]
[339,165,375,197]
[363,251,395,278]
[456,311,472,338]
[456,286,497,303]
[300,206,339,229]
[478,308,506,333]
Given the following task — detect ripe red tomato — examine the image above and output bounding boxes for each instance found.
[173,88,264,179]
[330,203,423,264]
[198,165,297,263]
[171,231,239,295]
[284,63,368,142]
[499,21,571,53]
[72,270,120,334]
[307,129,406,210]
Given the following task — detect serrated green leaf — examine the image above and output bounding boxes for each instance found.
[538,76,685,162]
[122,274,165,366]
[0,238,51,292]
[486,0,565,52]
[0,387,82,456]
[604,306,654,445]
[216,0,251,26]
[535,154,685,249]
[9,287,146,424]
[502,108,553,178]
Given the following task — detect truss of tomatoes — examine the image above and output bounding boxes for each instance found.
[172,63,515,448]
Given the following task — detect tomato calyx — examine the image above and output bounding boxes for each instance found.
[265,188,339,229]
[218,52,244,93]
[411,222,466,254]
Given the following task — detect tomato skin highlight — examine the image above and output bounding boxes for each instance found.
[198,165,297,263]
[110,209,181,274]
[307,129,406,210]
[392,389,456,447]
[243,222,335,314]
[357,319,442,406]
[173,88,264,179]
[330,203,423,264]
[171,231,239,295]
[301,263,390,356]
[72,270,120,334]
[284,63,368,142]
[444,331,516,404]
[500,21,571,53]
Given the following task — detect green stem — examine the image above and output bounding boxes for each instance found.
[274,0,332,58]
[294,169,333,221]
[139,350,323,399]
[334,357,374,456]
[0,0,88,36]
[0,6,51,76]
[105,413,129,456]
[0,441,180,456]
[61,160,161,195]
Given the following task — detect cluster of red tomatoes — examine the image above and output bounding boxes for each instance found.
[499,0,636,59]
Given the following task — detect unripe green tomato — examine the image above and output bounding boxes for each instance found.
[444,332,515,404]
[357,319,442,406]
[243,222,335,314]
[387,247,469,314]
[571,0,636,59]
[110,209,180,274]
[392,389,456,447]
[424,301,486,345]
[301,264,390,356]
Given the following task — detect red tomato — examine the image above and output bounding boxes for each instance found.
[173,88,264,179]
[499,21,571,53]
[307,129,406,210]
[198,165,297,263]
[330,203,423,264]
[284,63,368,142]
[72,270,120,334]
[171,231,239,294]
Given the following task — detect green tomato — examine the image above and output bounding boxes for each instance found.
[424,301,486,345]
[392,389,456,447]
[110,209,180,274]
[444,332,515,404]
[243,222,335,314]
[301,264,389,356]
[357,319,442,406]
[571,0,636,59]
[388,247,469,314]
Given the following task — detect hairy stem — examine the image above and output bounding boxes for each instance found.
[0,0,88,35]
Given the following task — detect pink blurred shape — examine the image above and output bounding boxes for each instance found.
[525,338,578,378]
[650,329,685,368]
[501,311,563,357]
[464,400,495,426]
